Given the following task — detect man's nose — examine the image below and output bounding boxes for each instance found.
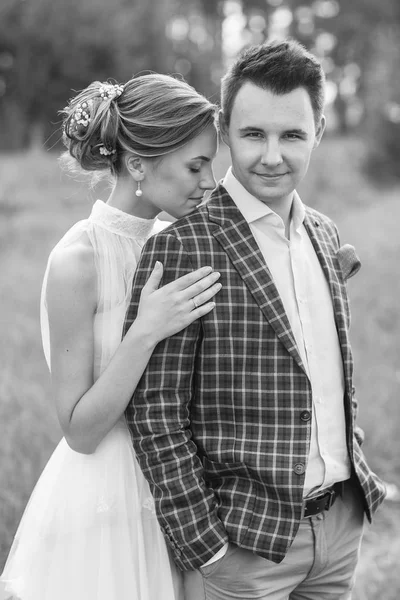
[261,140,283,167]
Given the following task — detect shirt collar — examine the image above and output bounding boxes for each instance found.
[222,166,305,232]
[290,191,306,232]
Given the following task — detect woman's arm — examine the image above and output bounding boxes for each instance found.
[46,240,221,454]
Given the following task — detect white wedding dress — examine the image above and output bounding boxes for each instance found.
[0,201,183,600]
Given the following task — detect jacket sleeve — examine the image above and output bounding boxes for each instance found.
[123,231,228,571]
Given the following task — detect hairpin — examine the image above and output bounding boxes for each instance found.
[99,145,116,156]
[70,101,91,129]
[99,84,124,101]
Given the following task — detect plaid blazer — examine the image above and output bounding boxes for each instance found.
[124,184,386,571]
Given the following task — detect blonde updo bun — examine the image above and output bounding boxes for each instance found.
[61,81,123,174]
[61,74,217,177]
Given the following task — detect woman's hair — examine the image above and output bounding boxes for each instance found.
[221,39,325,127]
[61,74,217,176]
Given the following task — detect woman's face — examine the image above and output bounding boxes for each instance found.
[141,125,218,219]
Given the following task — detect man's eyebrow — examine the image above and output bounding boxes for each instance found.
[239,126,264,133]
[285,128,308,135]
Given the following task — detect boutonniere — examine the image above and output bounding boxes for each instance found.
[337,244,361,280]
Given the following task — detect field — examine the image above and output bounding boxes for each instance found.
[0,137,399,598]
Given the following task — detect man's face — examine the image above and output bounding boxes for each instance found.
[220,82,325,209]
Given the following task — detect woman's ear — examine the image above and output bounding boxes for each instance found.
[124,154,145,182]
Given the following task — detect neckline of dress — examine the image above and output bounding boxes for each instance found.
[89,200,158,240]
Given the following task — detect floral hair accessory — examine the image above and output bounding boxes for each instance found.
[70,101,91,128]
[99,145,116,156]
[99,83,124,101]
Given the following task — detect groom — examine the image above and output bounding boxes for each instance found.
[124,40,386,599]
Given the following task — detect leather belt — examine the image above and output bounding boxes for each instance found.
[303,483,341,518]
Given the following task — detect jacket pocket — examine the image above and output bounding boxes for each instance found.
[202,456,256,545]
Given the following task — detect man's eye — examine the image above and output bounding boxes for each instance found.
[190,168,200,173]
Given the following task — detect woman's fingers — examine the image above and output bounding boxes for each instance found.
[169,266,214,292]
[191,301,217,319]
[191,282,222,308]
[160,267,221,303]
[182,271,221,302]
[142,261,164,294]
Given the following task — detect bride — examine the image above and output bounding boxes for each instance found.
[1,74,220,600]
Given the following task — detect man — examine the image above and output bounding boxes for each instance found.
[124,40,386,599]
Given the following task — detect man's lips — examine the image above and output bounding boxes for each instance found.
[254,172,288,178]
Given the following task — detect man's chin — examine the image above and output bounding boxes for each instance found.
[254,190,286,205]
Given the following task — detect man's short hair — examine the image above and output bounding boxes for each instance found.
[221,39,325,126]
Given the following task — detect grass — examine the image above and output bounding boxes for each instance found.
[0,138,399,598]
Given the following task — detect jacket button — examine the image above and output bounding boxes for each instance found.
[293,463,305,475]
[300,410,311,422]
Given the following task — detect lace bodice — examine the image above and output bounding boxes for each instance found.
[89,200,158,241]
[41,201,167,379]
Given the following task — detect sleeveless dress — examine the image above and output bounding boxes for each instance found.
[0,200,183,600]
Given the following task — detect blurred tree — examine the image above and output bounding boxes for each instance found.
[163,0,224,99]
[227,0,400,180]
[0,0,31,148]
[313,0,400,179]
[0,0,225,150]
[362,23,400,182]
[0,0,180,150]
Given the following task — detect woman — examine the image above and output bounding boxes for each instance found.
[1,74,220,600]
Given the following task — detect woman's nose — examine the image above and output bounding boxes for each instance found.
[200,167,216,190]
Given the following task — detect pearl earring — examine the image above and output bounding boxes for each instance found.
[135,181,143,197]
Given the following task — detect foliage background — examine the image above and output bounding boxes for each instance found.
[0,1,399,598]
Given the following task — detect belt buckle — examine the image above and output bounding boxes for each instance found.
[325,487,335,511]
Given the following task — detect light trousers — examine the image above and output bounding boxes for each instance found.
[183,481,364,600]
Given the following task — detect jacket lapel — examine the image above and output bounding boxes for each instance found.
[207,186,307,375]
[303,210,353,390]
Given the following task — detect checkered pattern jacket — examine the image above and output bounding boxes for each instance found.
[124,184,386,571]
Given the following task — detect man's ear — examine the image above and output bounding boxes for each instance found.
[313,115,326,149]
[219,110,230,147]
[124,154,145,182]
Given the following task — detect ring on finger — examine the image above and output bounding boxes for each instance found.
[192,297,198,310]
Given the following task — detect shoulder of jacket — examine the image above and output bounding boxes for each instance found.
[305,205,337,229]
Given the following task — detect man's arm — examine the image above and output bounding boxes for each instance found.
[124,231,228,571]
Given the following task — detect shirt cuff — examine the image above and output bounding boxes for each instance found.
[201,543,229,567]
